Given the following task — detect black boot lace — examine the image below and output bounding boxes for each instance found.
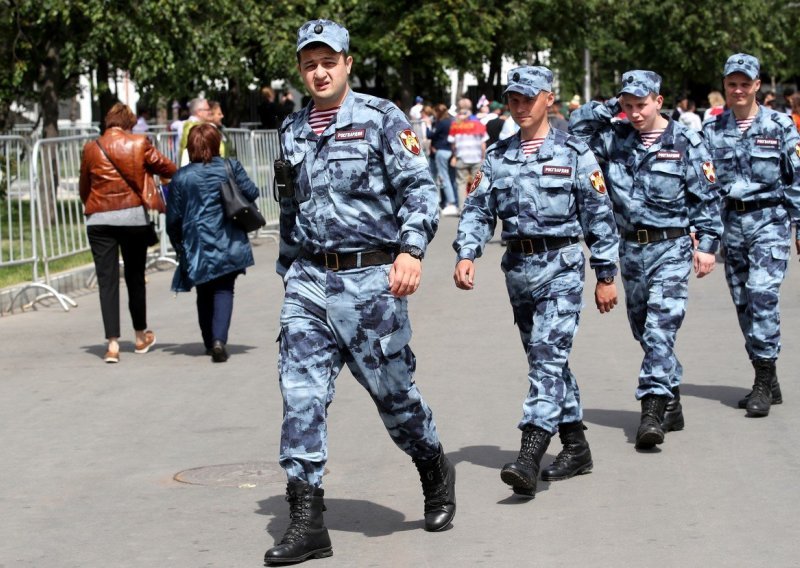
[280,491,312,544]
[417,457,448,507]
[517,430,548,469]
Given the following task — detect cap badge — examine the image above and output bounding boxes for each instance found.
[314,24,323,33]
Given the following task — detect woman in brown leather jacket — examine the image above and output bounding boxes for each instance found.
[79,103,177,363]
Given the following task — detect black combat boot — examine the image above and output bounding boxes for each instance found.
[746,359,778,417]
[500,426,551,497]
[413,445,456,532]
[660,386,685,432]
[264,481,332,565]
[635,395,668,449]
[738,359,782,409]
[541,421,593,481]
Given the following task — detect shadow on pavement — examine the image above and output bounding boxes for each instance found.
[158,342,258,358]
[582,408,639,444]
[449,445,553,502]
[447,444,519,469]
[256,495,422,539]
[79,341,257,360]
[680,383,750,409]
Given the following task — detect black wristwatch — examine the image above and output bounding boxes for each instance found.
[599,276,615,284]
[400,245,425,260]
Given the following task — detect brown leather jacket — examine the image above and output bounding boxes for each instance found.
[79,127,177,215]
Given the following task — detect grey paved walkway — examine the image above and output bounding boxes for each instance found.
[2,216,799,567]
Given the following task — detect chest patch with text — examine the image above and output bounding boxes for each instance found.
[335,129,366,141]
[656,150,681,160]
[754,138,779,148]
[542,165,572,176]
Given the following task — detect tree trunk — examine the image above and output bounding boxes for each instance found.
[38,42,60,227]
[0,100,10,132]
[487,43,503,99]
[399,59,413,114]
[96,58,117,131]
[227,77,241,128]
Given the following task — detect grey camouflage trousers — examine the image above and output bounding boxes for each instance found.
[722,205,791,362]
[619,236,692,400]
[502,244,585,435]
[278,258,441,487]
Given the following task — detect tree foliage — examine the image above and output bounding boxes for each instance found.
[2,0,800,133]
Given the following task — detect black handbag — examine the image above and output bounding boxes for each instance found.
[220,159,266,233]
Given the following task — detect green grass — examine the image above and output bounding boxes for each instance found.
[1,198,94,290]
[0,251,94,290]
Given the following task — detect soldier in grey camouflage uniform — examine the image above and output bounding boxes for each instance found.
[703,54,800,418]
[454,66,619,499]
[264,19,455,566]
[570,70,723,450]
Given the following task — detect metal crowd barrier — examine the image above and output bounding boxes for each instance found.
[15,134,98,311]
[2,127,284,313]
[1,135,37,272]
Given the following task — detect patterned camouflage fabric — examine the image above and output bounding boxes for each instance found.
[279,260,440,485]
[618,70,662,97]
[276,89,442,485]
[277,90,438,275]
[296,19,349,53]
[570,99,723,399]
[619,237,692,397]
[503,66,553,98]
[703,104,800,361]
[454,127,619,433]
[723,53,760,79]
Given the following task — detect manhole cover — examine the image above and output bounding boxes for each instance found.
[174,461,285,488]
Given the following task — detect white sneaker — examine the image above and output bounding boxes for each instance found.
[441,204,459,217]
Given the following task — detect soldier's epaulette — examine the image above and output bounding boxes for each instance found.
[280,112,301,133]
[769,111,794,130]
[564,135,590,153]
[363,96,394,114]
[702,112,725,131]
[682,128,703,147]
[487,137,512,156]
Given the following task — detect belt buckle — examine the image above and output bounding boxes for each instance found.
[521,239,534,255]
[324,252,340,271]
[637,230,649,245]
[735,200,746,212]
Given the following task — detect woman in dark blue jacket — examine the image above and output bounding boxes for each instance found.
[166,123,260,362]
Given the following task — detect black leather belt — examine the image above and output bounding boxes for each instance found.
[299,249,395,271]
[725,198,782,213]
[624,227,690,245]
[506,236,580,255]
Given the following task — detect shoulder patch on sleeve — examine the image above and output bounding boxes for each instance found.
[589,170,607,194]
[467,171,483,195]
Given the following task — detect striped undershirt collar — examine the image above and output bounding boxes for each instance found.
[308,105,341,135]
[640,128,665,149]
[521,137,545,156]
[736,116,754,133]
